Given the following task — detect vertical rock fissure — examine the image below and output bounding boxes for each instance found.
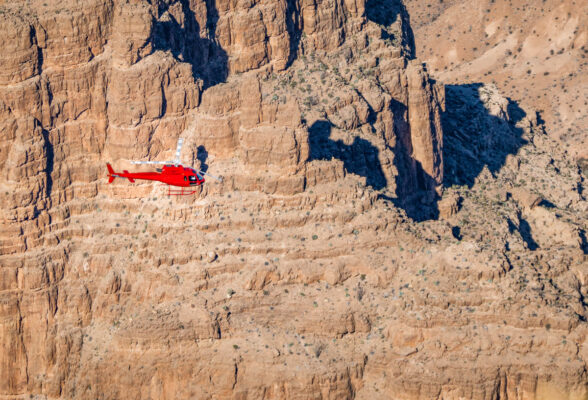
[16,297,29,387]
[231,362,238,390]
[30,25,44,75]
[204,0,219,42]
[285,0,302,68]
[41,127,54,199]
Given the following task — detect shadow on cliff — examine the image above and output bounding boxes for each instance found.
[285,0,302,68]
[382,83,528,222]
[366,0,415,59]
[152,0,228,89]
[580,229,588,255]
[508,217,539,250]
[385,98,441,221]
[388,152,440,221]
[308,120,387,190]
[197,145,208,173]
[42,127,54,198]
[442,83,527,189]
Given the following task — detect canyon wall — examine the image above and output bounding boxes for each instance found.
[0,0,586,399]
[0,0,444,255]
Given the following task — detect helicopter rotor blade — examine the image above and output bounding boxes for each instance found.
[130,160,171,165]
[173,138,184,165]
[199,170,223,182]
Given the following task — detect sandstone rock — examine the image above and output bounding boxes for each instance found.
[0,16,40,85]
[206,251,217,263]
[510,187,543,209]
[322,264,347,286]
[526,206,583,249]
[406,61,444,191]
[578,158,588,175]
[111,1,153,67]
[394,346,418,357]
[245,266,280,290]
[101,270,121,294]
[438,193,462,219]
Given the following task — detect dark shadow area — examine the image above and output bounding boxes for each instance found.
[579,229,588,255]
[152,0,228,89]
[507,217,538,250]
[537,199,556,209]
[388,83,528,222]
[577,168,585,199]
[31,25,44,72]
[285,0,301,68]
[41,127,53,198]
[518,217,539,251]
[308,120,387,190]
[388,98,440,221]
[442,84,527,188]
[365,0,415,59]
[366,0,398,27]
[535,111,546,126]
[507,218,517,234]
[452,226,462,240]
[197,145,208,173]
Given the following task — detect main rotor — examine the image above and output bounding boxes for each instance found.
[130,138,222,181]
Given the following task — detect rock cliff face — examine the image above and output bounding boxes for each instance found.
[0,0,444,253]
[0,0,587,399]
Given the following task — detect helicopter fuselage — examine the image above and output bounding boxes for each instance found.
[107,164,205,187]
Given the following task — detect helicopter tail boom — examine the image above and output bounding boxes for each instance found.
[107,164,136,183]
[123,171,135,183]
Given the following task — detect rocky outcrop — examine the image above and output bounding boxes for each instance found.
[406,61,444,192]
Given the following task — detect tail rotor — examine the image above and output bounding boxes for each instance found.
[106,163,116,183]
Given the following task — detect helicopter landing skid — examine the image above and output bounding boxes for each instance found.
[166,186,197,196]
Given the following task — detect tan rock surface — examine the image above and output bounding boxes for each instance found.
[0,0,587,399]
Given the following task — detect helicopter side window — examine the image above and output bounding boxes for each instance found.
[189,176,196,182]
[184,176,187,181]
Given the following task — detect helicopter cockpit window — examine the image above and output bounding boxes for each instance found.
[191,169,204,180]
[189,175,196,182]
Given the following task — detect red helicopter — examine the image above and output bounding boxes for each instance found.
[106,138,222,195]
